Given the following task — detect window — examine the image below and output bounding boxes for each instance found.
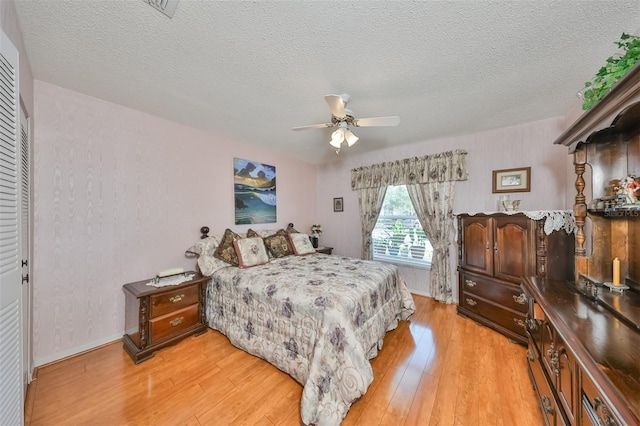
[372,185,433,268]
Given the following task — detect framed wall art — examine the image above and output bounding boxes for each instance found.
[234,158,277,224]
[492,167,531,193]
[333,197,344,212]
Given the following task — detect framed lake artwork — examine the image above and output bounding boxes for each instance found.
[234,158,277,224]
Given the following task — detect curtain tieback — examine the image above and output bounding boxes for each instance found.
[431,242,450,251]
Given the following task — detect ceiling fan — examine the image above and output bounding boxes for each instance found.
[292,94,400,154]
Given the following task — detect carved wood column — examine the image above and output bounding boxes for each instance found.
[573,144,588,279]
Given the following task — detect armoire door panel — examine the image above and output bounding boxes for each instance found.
[494,216,531,283]
[461,216,493,276]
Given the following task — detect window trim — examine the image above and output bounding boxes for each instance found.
[373,253,432,270]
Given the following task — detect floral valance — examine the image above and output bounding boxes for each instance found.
[350,149,468,190]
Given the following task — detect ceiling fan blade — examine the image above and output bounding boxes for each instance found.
[325,94,346,118]
[291,123,333,131]
[354,116,400,127]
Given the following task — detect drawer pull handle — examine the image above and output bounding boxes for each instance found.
[513,293,528,305]
[541,396,555,415]
[526,318,539,331]
[513,318,525,328]
[170,317,184,327]
[465,279,476,288]
[593,398,616,425]
[170,294,185,303]
[466,298,477,307]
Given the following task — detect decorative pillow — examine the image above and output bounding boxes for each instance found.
[185,235,220,257]
[246,228,260,238]
[288,232,316,256]
[197,255,233,276]
[263,230,295,258]
[233,237,270,268]
[214,228,241,266]
[286,223,299,233]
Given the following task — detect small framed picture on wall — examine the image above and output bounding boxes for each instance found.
[492,167,531,193]
[333,197,344,212]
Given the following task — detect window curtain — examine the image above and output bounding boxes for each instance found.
[356,186,387,260]
[351,150,468,302]
[406,181,456,303]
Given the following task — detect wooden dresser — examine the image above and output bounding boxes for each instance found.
[522,277,640,425]
[123,272,209,363]
[523,63,640,424]
[457,213,574,344]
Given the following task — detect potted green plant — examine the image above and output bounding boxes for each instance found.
[580,33,640,110]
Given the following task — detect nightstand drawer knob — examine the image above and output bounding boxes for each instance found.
[466,298,477,307]
[465,279,476,288]
[170,317,184,327]
[170,294,185,303]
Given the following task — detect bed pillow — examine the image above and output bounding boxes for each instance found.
[198,255,233,276]
[246,228,260,238]
[288,232,316,256]
[286,223,299,233]
[233,237,270,268]
[214,228,241,266]
[263,229,295,258]
[185,235,220,257]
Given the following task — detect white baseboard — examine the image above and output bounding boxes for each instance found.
[409,288,431,298]
[34,333,123,367]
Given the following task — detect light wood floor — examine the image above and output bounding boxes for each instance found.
[25,295,543,425]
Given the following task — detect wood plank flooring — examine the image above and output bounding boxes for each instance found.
[25,295,543,425]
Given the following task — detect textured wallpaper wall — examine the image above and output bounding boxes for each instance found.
[32,81,317,365]
[316,117,572,299]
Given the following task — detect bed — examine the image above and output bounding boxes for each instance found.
[189,229,416,425]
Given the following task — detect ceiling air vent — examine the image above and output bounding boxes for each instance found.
[144,0,179,18]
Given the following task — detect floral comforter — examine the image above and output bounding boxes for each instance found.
[206,254,416,425]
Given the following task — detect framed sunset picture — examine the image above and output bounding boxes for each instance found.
[234,158,277,224]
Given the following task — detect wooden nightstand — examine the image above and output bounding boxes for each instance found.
[122,272,209,363]
[315,246,333,255]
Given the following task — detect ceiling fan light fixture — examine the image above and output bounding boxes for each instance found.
[345,129,359,147]
[330,128,345,148]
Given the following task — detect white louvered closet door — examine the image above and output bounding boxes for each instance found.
[0,29,23,426]
[20,104,31,391]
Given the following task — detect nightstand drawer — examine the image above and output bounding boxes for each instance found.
[149,304,199,344]
[150,285,199,318]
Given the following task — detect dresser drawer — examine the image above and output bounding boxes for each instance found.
[461,292,527,337]
[528,344,563,426]
[460,272,528,313]
[150,285,199,318]
[150,304,199,344]
[581,371,621,426]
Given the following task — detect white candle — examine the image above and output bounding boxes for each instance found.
[613,257,621,286]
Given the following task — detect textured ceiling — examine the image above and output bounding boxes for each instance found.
[14,1,640,164]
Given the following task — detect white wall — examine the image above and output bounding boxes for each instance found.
[316,117,573,299]
[32,81,317,366]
